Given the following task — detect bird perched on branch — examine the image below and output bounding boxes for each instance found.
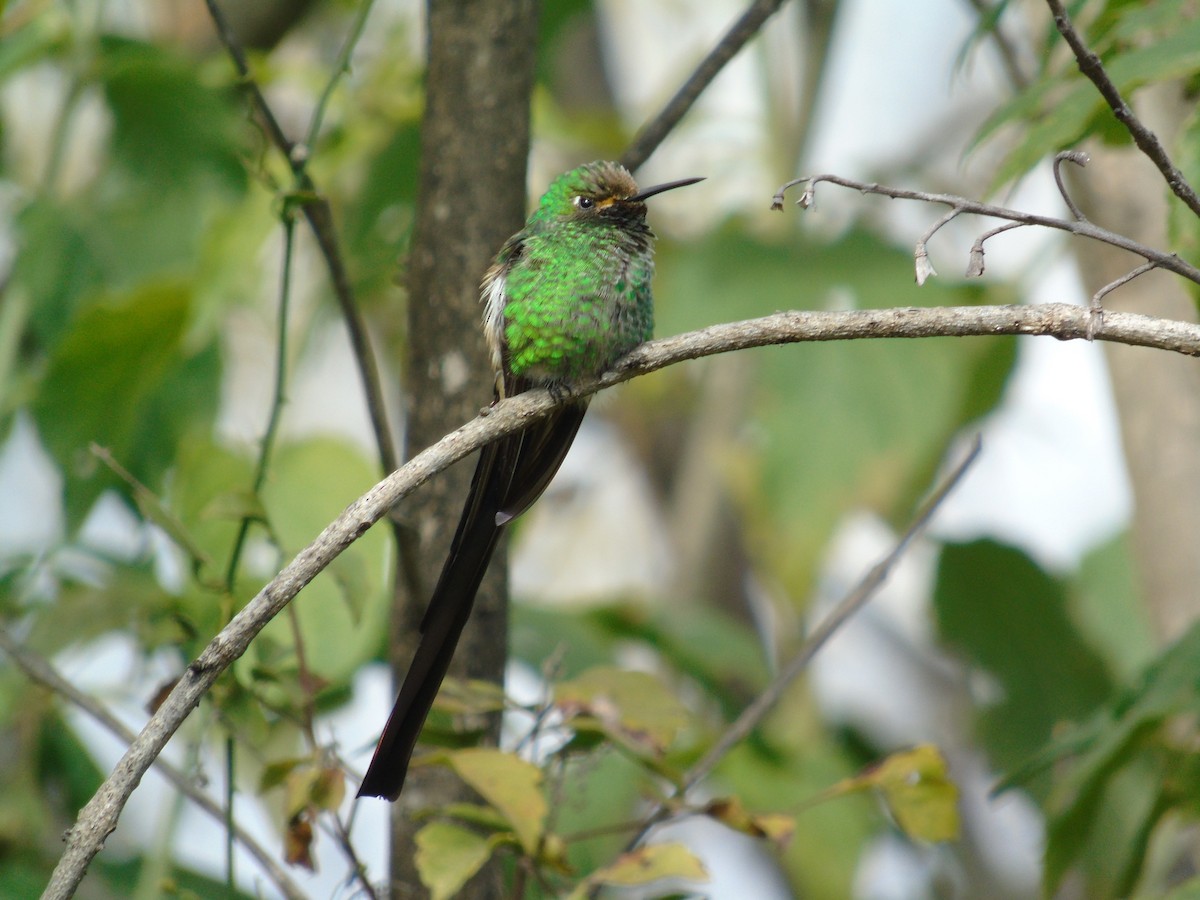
[358,160,703,801]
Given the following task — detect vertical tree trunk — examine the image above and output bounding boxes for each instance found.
[1072,82,1200,644]
[390,0,538,894]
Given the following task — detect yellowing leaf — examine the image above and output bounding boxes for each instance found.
[873,746,960,843]
[281,761,346,818]
[825,745,960,843]
[447,748,547,854]
[414,822,493,900]
[309,765,346,812]
[586,842,708,889]
[555,667,691,754]
[703,796,796,848]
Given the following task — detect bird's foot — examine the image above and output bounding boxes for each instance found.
[547,380,574,403]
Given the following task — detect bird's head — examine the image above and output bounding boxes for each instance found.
[528,160,703,230]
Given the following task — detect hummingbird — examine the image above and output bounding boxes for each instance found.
[358,161,703,801]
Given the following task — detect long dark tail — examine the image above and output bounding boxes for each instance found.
[357,401,588,800]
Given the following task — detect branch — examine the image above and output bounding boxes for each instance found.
[621,0,788,172]
[41,302,1200,897]
[623,435,983,852]
[1045,0,1200,220]
[0,629,306,900]
[774,172,1200,287]
[203,0,400,478]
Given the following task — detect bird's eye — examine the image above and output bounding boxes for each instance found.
[576,196,594,209]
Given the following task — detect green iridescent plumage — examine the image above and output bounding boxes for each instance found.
[359,161,701,802]
[484,161,659,389]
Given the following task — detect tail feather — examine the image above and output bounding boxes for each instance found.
[357,402,588,800]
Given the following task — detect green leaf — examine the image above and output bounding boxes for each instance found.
[167,437,254,594]
[30,282,192,524]
[1036,623,1200,894]
[259,437,391,683]
[446,748,547,854]
[259,757,303,792]
[979,16,1200,191]
[1072,533,1155,681]
[414,822,494,900]
[439,802,512,833]
[1045,753,1164,898]
[9,199,104,352]
[0,9,70,81]
[343,122,420,299]
[555,666,692,754]
[933,540,1113,787]
[96,35,247,192]
[1169,105,1200,302]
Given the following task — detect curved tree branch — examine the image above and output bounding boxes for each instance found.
[40,299,1200,897]
[774,173,1200,287]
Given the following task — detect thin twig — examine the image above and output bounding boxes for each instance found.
[0,628,306,900]
[226,212,296,590]
[967,222,1026,277]
[1045,0,1200,220]
[773,174,1200,286]
[915,208,962,285]
[40,303,1200,897]
[327,813,379,900]
[623,435,983,849]
[202,0,292,155]
[304,0,378,155]
[1088,260,1160,339]
[1052,150,1089,221]
[203,0,400,478]
[620,0,789,172]
[1092,261,1158,312]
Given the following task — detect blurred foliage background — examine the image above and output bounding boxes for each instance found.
[2,0,1200,897]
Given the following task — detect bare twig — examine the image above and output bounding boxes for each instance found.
[915,209,961,285]
[203,0,400,478]
[304,0,378,154]
[40,303,1200,897]
[327,813,379,900]
[967,222,1026,277]
[705,435,980,785]
[1092,262,1159,313]
[1053,150,1089,221]
[1085,261,1159,340]
[226,212,296,590]
[773,173,1200,287]
[620,0,789,172]
[622,435,983,850]
[0,629,306,900]
[1045,0,1200,220]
